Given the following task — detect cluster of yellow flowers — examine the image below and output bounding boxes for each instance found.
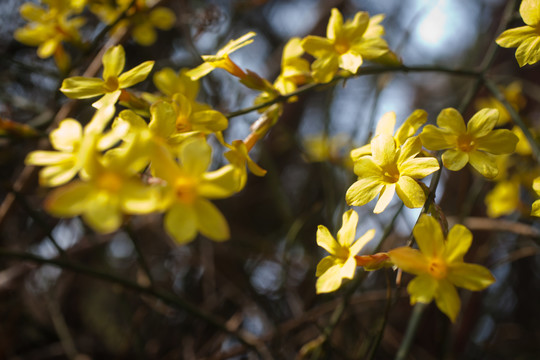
[19,0,540,324]
[14,0,176,71]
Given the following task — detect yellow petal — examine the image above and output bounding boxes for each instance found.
[520,0,540,26]
[396,176,425,209]
[50,119,82,151]
[420,125,455,150]
[39,163,79,187]
[316,256,338,277]
[199,165,239,198]
[45,181,92,216]
[388,247,429,276]
[467,108,498,138]
[496,26,536,48]
[371,133,396,167]
[191,110,228,132]
[442,149,469,171]
[349,229,376,256]
[444,224,472,263]
[132,23,157,46]
[468,151,498,179]
[375,111,396,137]
[194,198,230,241]
[476,129,518,154]
[316,263,343,293]
[118,61,155,88]
[397,136,422,164]
[395,109,427,146]
[532,199,540,216]
[150,7,176,30]
[301,36,334,58]
[447,263,495,291]
[407,274,438,304]
[337,209,358,247]
[102,45,125,80]
[180,138,211,176]
[165,203,198,245]
[399,157,439,179]
[217,32,256,56]
[185,62,215,80]
[340,255,357,280]
[82,191,123,233]
[515,34,540,66]
[120,180,161,214]
[413,215,444,258]
[346,177,384,206]
[374,183,395,213]
[311,55,339,83]
[317,225,340,255]
[353,156,382,177]
[25,151,74,166]
[434,279,460,322]
[339,50,363,73]
[437,108,465,134]
[60,77,105,99]
[149,101,177,138]
[327,8,343,40]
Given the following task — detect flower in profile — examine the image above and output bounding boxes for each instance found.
[152,67,200,101]
[301,8,390,83]
[496,0,540,66]
[273,37,311,95]
[152,138,239,244]
[420,108,519,179]
[60,45,154,104]
[186,32,256,80]
[388,215,495,322]
[346,134,439,213]
[14,1,85,70]
[351,109,427,161]
[222,139,267,192]
[316,209,375,293]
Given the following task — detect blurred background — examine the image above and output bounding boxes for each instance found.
[1,0,540,359]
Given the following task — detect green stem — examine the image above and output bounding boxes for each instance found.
[395,302,428,360]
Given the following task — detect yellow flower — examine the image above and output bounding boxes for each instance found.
[388,215,495,322]
[496,0,540,66]
[346,134,439,213]
[152,138,239,244]
[186,32,256,80]
[25,99,119,186]
[14,2,85,70]
[474,82,526,126]
[274,37,311,95]
[129,6,176,46]
[531,177,540,216]
[420,108,519,179]
[171,93,228,134]
[152,67,200,101]
[316,209,375,293]
[44,134,162,234]
[301,8,390,83]
[351,110,427,161]
[60,45,154,102]
[222,139,267,192]
[485,179,521,218]
[302,133,353,168]
[512,126,533,156]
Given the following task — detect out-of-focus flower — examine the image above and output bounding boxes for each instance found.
[474,82,526,126]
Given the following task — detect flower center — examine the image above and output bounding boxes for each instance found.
[334,39,350,55]
[457,134,477,152]
[335,246,350,260]
[428,258,447,280]
[96,172,123,193]
[103,76,119,92]
[174,177,197,204]
[381,163,400,183]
